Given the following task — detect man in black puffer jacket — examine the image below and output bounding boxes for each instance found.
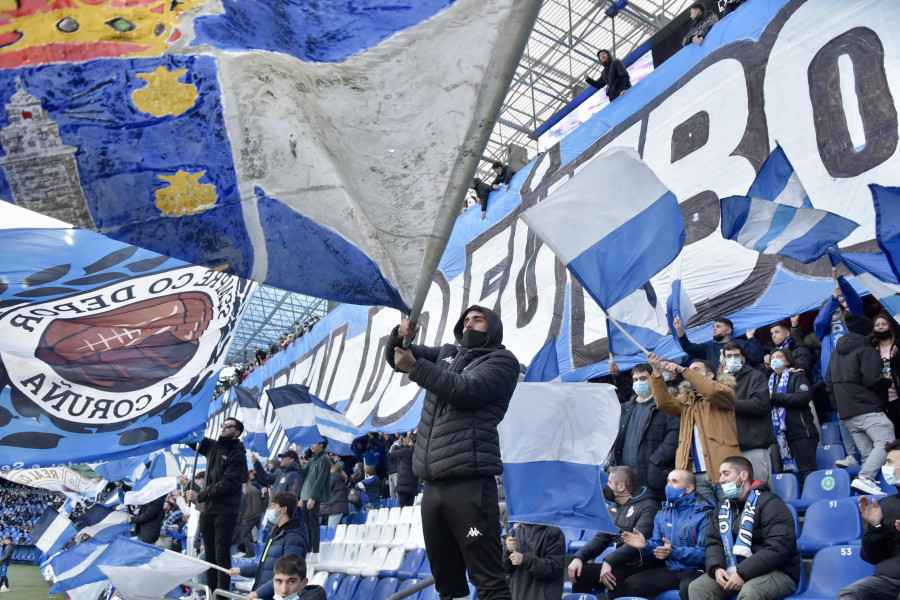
[827,313,894,496]
[386,305,519,600]
[185,417,248,593]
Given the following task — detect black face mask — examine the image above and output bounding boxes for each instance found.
[602,486,616,502]
[713,333,726,343]
[461,329,489,349]
[874,330,893,340]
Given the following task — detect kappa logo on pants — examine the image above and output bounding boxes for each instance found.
[466,527,482,538]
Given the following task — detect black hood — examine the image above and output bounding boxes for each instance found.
[835,331,873,355]
[453,305,505,349]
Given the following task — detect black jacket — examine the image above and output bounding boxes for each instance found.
[771,338,816,379]
[585,58,632,100]
[503,524,566,600]
[492,166,517,188]
[874,339,900,404]
[390,445,419,495]
[575,486,658,568]
[733,364,775,450]
[704,488,802,584]
[472,180,493,212]
[827,332,891,419]
[769,370,819,442]
[682,9,718,46]
[196,436,248,515]
[861,492,900,577]
[132,495,166,544]
[320,472,349,517]
[386,305,519,482]
[611,398,679,497]
[254,460,302,498]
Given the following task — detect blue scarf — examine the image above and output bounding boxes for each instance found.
[718,490,760,574]
[769,371,797,472]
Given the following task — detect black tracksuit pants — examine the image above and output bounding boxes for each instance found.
[422,477,509,600]
[199,511,236,592]
[301,502,321,553]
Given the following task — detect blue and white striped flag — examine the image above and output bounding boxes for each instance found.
[234,386,269,455]
[831,249,900,325]
[94,537,209,599]
[75,504,131,543]
[32,507,77,557]
[721,146,858,264]
[520,147,685,312]
[499,381,620,532]
[48,539,110,600]
[123,452,181,506]
[606,281,669,358]
[267,384,358,455]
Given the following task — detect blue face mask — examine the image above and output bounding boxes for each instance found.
[721,473,746,499]
[632,380,651,398]
[725,357,742,373]
[883,465,900,486]
[770,358,785,371]
[274,592,301,600]
[664,485,688,503]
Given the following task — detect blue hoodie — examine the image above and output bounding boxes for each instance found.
[640,491,713,572]
[813,275,863,381]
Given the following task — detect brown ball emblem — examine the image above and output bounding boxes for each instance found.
[35,291,214,392]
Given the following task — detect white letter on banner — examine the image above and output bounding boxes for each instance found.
[344,306,405,425]
[462,225,515,315]
[765,0,900,245]
[643,58,755,202]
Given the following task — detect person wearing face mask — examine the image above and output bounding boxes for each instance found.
[610,363,680,503]
[721,342,775,486]
[568,466,659,597]
[871,311,900,436]
[230,491,309,600]
[766,322,815,379]
[838,439,900,599]
[767,348,819,487]
[618,469,714,599]
[647,353,739,504]
[386,305,519,600]
[672,315,763,371]
[689,456,801,600]
[270,554,326,600]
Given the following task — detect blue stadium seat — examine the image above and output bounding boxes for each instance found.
[345,512,359,525]
[787,469,851,510]
[786,503,800,538]
[568,530,594,553]
[350,576,379,600]
[819,422,841,445]
[561,595,599,600]
[786,543,871,599]
[324,572,343,598]
[417,555,432,580]
[396,548,426,579]
[771,473,800,502]
[419,586,440,600]
[816,444,860,477]
[332,574,360,600]
[656,591,680,600]
[324,526,337,542]
[559,527,584,553]
[396,578,421,600]
[371,577,399,600]
[796,498,862,555]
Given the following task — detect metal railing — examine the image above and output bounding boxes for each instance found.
[386,576,435,600]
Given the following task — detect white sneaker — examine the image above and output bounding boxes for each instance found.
[233,551,245,558]
[851,476,882,495]
[836,455,859,467]
[0,586,10,593]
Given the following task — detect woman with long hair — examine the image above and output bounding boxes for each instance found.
[873,311,900,435]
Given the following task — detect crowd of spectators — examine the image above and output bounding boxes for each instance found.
[0,485,64,545]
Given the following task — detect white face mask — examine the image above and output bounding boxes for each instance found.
[725,357,742,373]
[273,593,300,600]
[883,465,900,486]
[265,507,281,524]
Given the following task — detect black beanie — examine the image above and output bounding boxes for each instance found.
[690,1,706,12]
[845,313,874,336]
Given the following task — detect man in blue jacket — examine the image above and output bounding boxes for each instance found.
[619,469,713,599]
[387,305,519,600]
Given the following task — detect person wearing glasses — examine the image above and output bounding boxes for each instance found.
[185,418,248,593]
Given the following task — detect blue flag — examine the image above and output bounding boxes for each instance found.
[75,504,131,543]
[871,185,900,280]
[32,507,76,557]
[267,384,358,455]
[520,147,685,312]
[48,539,110,597]
[92,537,207,600]
[523,337,560,383]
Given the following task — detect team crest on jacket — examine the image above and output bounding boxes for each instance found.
[0,265,251,428]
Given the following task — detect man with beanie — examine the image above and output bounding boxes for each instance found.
[683,1,718,47]
[583,48,631,101]
[827,312,895,495]
[386,306,519,600]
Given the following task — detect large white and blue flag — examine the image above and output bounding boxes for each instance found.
[32,507,77,557]
[721,146,858,264]
[520,147,685,312]
[123,452,181,506]
[48,539,110,600]
[234,386,270,455]
[523,337,561,383]
[606,281,669,358]
[832,249,900,325]
[499,380,620,532]
[268,384,359,455]
[75,504,131,543]
[93,537,209,599]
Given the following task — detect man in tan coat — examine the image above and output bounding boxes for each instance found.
[648,353,739,503]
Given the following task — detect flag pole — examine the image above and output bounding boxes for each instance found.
[606,315,651,356]
[401,0,542,347]
[187,445,200,509]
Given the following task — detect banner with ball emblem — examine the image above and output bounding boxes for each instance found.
[0,227,254,469]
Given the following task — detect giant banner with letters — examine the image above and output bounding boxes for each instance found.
[224,0,900,453]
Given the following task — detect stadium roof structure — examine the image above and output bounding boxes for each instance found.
[478,0,697,178]
[226,285,329,364]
